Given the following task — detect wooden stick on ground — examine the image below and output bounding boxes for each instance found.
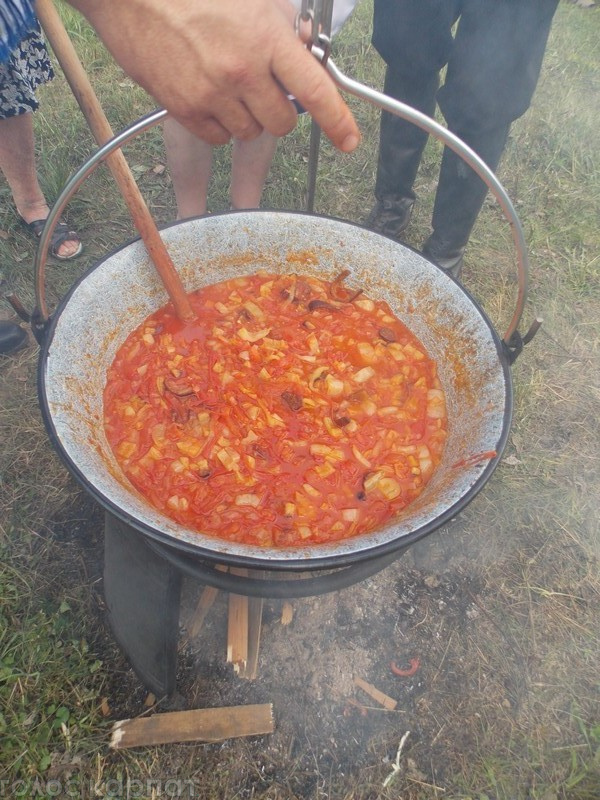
[354,677,397,711]
[110,704,274,749]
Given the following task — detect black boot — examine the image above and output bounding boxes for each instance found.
[366,196,415,239]
[367,66,439,239]
[0,321,28,355]
[423,122,511,278]
[422,236,465,280]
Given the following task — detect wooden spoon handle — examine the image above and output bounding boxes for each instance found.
[36,0,195,322]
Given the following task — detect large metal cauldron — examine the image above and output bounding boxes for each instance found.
[37,205,512,570]
[32,77,536,590]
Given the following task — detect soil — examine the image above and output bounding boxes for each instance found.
[46,488,496,795]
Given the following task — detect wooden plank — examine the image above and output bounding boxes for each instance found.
[354,677,397,711]
[241,591,264,680]
[227,569,249,674]
[188,565,229,637]
[110,704,274,749]
[189,585,220,638]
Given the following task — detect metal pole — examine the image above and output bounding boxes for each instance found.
[306,0,334,212]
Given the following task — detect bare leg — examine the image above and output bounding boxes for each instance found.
[164,117,213,219]
[230,131,278,209]
[0,112,80,258]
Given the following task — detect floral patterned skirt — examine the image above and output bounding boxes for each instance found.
[0,25,54,120]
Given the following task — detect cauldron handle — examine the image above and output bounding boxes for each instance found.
[316,49,535,355]
[32,109,171,336]
[33,57,533,354]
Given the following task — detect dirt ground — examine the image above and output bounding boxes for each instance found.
[43,482,537,797]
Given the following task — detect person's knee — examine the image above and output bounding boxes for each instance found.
[372,0,456,78]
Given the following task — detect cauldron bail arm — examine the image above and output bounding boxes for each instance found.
[35,0,194,323]
[309,48,539,354]
[34,110,171,327]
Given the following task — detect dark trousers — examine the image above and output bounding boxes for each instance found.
[372,0,558,250]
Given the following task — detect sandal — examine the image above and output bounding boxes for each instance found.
[20,217,83,261]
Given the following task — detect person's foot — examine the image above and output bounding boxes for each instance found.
[422,234,465,280]
[365,196,414,239]
[17,201,82,260]
[0,320,28,355]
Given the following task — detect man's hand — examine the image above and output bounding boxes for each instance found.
[70,0,361,151]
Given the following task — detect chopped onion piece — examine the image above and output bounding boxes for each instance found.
[241,429,258,444]
[357,342,376,363]
[314,462,336,478]
[354,366,375,383]
[378,477,402,500]
[310,444,332,457]
[363,470,384,492]
[243,300,264,319]
[176,439,203,458]
[238,326,271,342]
[325,375,344,396]
[307,333,320,354]
[303,482,321,497]
[167,495,188,511]
[427,389,446,419]
[235,494,260,507]
[354,298,375,312]
[361,399,377,416]
[117,441,137,459]
[352,445,371,468]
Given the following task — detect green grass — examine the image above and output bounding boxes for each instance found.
[1,1,599,797]
[0,549,105,785]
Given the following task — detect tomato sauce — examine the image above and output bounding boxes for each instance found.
[103,272,447,546]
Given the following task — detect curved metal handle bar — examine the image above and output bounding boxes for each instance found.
[35,59,528,343]
[33,109,169,323]
[319,50,529,344]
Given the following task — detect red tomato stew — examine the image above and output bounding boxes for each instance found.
[103,272,447,546]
